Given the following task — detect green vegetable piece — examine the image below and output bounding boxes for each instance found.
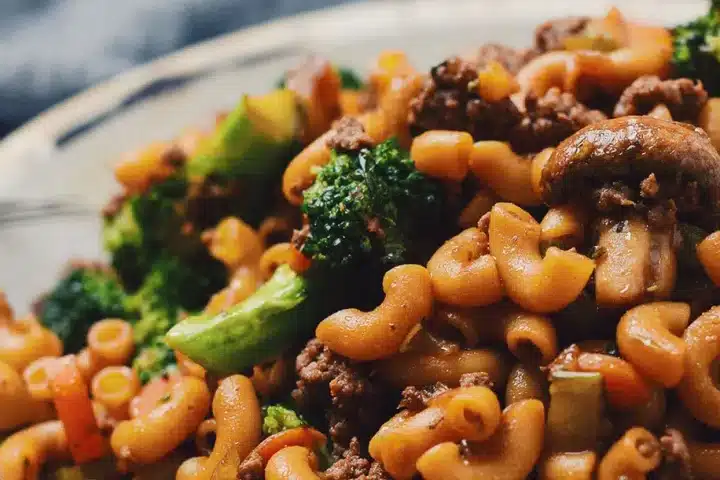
[337,67,364,90]
[132,339,177,384]
[262,404,307,436]
[187,89,299,178]
[301,139,445,269]
[38,267,131,354]
[547,370,604,452]
[102,175,189,289]
[166,265,313,374]
[672,1,720,95]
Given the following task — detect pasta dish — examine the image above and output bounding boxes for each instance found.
[4,4,720,479]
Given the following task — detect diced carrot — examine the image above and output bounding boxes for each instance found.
[577,352,652,410]
[51,361,106,464]
[128,372,183,419]
[254,427,327,464]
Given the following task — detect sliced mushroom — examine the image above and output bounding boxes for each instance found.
[540,116,720,307]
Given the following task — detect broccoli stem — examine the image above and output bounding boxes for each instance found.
[165,265,317,374]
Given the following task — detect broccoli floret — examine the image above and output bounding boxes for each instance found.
[262,404,307,436]
[103,176,188,289]
[672,1,720,95]
[132,338,177,384]
[38,266,132,353]
[168,140,448,374]
[128,254,226,346]
[300,139,446,269]
[337,67,364,90]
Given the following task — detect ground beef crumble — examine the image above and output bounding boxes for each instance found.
[326,117,374,153]
[472,43,537,74]
[408,56,522,140]
[292,339,391,454]
[510,87,607,153]
[408,57,605,153]
[398,382,450,411]
[613,76,708,122]
[237,451,264,480]
[535,16,591,52]
[655,428,694,479]
[325,438,392,480]
[459,371,494,388]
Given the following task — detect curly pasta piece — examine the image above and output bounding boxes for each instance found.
[505,363,548,406]
[110,376,211,464]
[677,306,720,427]
[376,349,510,389]
[369,386,502,479]
[489,203,594,313]
[179,375,261,479]
[699,98,720,153]
[316,264,433,361]
[0,360,54,432]
[597,427,661,480]
[469,142,543,206]
[517,10,672,97]
[617,302,691,387]
[0,421,68,480]
[427,228,504,307]
[0,293,62,371]
[697,230,720,287]
[416,399,545,480]
[458,189,498,229]
[259,243,311,280]
[90,366,140,421]
[539,205,587,251]
[265,446,321,480]
[410,130,473,181]
[204,216,264,271]
[539,451,597,480]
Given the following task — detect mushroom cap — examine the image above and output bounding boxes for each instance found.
[540,116,720,212]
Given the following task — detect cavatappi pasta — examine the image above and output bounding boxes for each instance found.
[8,5,720,479]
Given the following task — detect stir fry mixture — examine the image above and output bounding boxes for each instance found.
[7,4,720,480]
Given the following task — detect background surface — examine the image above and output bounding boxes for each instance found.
[0,0,356,137]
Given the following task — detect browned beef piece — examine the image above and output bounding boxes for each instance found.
[409,57,605,153]
[656,428,694,479]
[613,75,708,122]
[511,87,607,153]
[324,438,392,480]
[398,382,450,411]
[535,16,591,52]
[327,117,373,153]
[473,43,537,74]
[408,56,522,140]
[292,339,390,454]
[237,451,264,480]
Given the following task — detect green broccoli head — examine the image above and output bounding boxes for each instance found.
[128,254,226,346]
[262,404,307,436]
[300,139,446,269]
[103,176,189,289]
[672,1,720,95]
[132,339,177,384]
[38,266,132,354]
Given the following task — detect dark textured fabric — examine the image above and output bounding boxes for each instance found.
[0,0,357,137]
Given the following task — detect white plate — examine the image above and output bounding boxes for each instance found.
[0,0,705,311]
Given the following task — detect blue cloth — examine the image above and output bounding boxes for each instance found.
[0,0,356,137]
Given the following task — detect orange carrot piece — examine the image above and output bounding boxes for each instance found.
[254,427,327,463]
[51,361,106,464]
[577,352,652,410]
